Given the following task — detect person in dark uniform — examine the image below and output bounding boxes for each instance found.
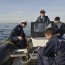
[36,9,50,25]
[38,28,65,65]
[54,17,65,39]
[9,21,27,49]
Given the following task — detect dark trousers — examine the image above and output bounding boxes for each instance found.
[16,41,26,49]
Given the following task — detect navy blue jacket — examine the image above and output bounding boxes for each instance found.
[39,37,65,65]
[52,22,65,35]
[60,23,65,34]
[36,16,50,25]
[9,24,27,48]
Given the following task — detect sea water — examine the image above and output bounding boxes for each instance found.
[0,23,31,40]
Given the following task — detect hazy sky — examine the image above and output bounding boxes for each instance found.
[0,0,65,23]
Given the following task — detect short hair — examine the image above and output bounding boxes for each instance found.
[45,28,56,36]
[40,10,46,14]
[21,22,27,26]
[54,17,60,21]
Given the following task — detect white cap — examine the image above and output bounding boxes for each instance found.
[20,20,25,23]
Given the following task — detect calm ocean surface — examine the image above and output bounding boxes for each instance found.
[0,23,31,41]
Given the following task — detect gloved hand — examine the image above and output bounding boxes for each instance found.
[18,36,23,41]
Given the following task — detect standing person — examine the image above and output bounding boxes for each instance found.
[9,21,27,49]
[38,28,65,65]
[36,9,50,25]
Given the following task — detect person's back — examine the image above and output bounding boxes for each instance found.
[38,28,65,65]
[46,37,65,65]
[54,40,65,65]
[44,37,65,65]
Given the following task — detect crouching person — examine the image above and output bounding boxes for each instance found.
[9,21,27,49]
[38,28,65,65]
